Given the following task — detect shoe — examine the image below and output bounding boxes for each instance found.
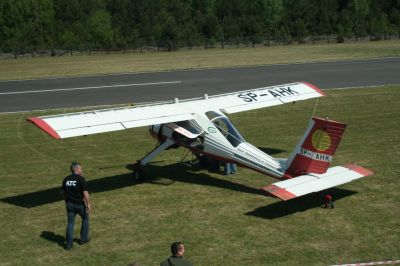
[78,238,90,245]
[64,245,73,250]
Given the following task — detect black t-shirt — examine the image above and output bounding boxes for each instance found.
[62,174,88,204]
[160,257,193,266]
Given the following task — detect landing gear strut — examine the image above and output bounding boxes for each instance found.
[133,161,145,183]
[132,139,175,183]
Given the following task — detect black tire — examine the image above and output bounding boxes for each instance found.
[133,169,145,183]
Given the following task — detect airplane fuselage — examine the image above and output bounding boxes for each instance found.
[149,110,284,179]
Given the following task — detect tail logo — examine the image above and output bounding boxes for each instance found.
[311,129,331,151]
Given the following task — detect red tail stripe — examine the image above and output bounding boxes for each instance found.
[260,185,297,201]
[26,117,61,140]
[344,164,374,176]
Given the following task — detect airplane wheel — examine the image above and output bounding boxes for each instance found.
[133,169,145,183]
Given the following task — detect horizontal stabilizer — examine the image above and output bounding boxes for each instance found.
[261,164,373,201]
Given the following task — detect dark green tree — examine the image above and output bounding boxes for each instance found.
[54,0,86,54]
[87,9,114,54]
[1,0,31,58]
[348,0,370,42]
[262,0,283,46]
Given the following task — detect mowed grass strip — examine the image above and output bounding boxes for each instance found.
[0,86,399,265]
[0,40,400,80]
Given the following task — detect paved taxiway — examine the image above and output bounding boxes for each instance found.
[0,57,399,113]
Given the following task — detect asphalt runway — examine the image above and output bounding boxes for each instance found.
[0,57,399,113]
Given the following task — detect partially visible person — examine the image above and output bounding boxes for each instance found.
[127,262,142,266]
[323,193,334,209]
[209,158,220,172]
[160,242,193,266]
[61,162,91,250]
[193,152,209,168]
[224,162,237,175]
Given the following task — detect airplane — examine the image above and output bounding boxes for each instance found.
[27,82,373,201]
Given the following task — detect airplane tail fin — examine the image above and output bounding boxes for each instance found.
[283,117,347,178]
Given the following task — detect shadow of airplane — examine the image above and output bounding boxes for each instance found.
[2,160,358,217]
[1,172,137,208]
[1,162,262,208]
[129,163,264,196]
[245,187,357,219]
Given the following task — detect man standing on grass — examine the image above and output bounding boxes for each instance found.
[160,242,193,266]
[61,162,91,250]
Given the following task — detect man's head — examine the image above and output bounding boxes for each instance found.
[70,162,82,175]
[171,242,185,257]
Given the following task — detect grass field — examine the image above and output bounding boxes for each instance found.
[0,40,400,80]
[0,86,399,265]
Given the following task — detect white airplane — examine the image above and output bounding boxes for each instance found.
[27,82,373,201]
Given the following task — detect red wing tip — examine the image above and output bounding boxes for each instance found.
[260,185,297,201]
[344,163,374,176]
[26,117,61,140]
[301,81,326,96]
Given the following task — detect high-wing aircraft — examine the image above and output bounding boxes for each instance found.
[27,82,373,201]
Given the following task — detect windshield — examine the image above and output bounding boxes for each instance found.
[206,111,244,147]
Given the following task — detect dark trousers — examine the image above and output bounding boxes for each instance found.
[65,202,89,247]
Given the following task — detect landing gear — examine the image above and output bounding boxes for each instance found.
[132,161,145,183]
[132,139,175,183]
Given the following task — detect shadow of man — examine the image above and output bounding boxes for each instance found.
[40,231,79,247]
[40,231,65,247]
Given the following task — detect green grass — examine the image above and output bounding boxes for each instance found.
[0,40,400,80]
[0,86,399,265]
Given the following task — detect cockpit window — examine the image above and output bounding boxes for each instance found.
[175,120,203,135]
[205,111,222,121]
[205,111,244,147]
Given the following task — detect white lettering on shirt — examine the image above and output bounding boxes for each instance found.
[66,180,77,186]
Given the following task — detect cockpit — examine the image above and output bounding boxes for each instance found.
[205,111,244,147]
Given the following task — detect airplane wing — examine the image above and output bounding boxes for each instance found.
[27,82,323,139]
[212,82,324,114]
[260,164,374,200]
[27,105,194,139]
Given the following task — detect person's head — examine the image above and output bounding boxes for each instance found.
[70,162,82,175]
[171,242,185,257]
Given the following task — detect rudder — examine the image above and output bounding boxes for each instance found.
[283,117,347,178]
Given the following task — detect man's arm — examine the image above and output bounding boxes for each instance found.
[83,191,91,212]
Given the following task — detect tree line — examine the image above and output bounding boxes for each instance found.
[1,0,399,57]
